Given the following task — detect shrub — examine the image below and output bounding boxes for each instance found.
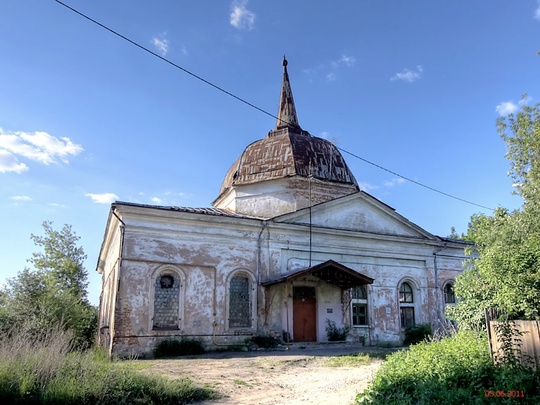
[356,330,540,404]
[403,323,432,345]
[153,337,205,358]
[325,319,349,341]
[249,335,280,348]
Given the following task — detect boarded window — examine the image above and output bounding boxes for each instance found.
[229,275,251,328]
[153,273,179,329]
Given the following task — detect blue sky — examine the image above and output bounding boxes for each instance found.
[1,0,539,306]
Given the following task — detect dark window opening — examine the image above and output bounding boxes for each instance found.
[444,283,456,304]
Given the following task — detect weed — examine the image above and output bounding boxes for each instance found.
[325,319,349,341]
[153,337,205,358]
[325,353,371,367]
[233,379,250,386]
[249,334,280,348]
[403,323,432,345]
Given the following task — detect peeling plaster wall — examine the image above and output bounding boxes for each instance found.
[96,216,122,353]
[215,177,357,218]
[104,206,263,357]
[261,223,467,345]
[98,203,468,356]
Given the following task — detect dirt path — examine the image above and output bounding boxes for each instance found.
[138,346,385,405]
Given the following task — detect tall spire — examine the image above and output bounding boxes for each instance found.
[276,56,300,130]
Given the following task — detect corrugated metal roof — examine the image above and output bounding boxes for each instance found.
[113,201,265,220]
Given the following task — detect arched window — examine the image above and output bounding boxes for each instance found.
[351,285,368,326]
[399,282,415,328]
[153,272,180,330]
[444,283,456,304]
[229,274,251,328]
[399,282,413,303]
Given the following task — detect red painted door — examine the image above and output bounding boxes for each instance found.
[293,286,317,342]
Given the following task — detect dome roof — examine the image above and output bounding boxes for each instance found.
[219,127,358,196]
[216,57,358,201]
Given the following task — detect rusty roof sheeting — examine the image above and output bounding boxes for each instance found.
[219,128,358,195]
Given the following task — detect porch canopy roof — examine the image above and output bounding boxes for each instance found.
[261,259,374,289]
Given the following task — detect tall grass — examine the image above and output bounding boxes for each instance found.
[0,323,217,404]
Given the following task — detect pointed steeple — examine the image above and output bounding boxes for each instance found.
[276,57,301,130]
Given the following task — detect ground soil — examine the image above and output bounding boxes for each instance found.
[138,345,386,405]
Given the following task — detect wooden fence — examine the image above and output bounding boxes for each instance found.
[487,319,540,370]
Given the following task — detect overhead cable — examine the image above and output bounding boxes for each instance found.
[53,0,495,212]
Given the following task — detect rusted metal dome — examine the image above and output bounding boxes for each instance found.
[218,58,358,197]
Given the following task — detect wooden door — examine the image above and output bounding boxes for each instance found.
[293,286,317,342]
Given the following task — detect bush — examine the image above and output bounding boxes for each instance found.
[249,335,280,348]
[153,337,205,358]
[403,323,432,345]
[325,319,349,341]
[356,331,540,404]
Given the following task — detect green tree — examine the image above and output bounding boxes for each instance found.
[447,98,540,329]
[0,221,97,349]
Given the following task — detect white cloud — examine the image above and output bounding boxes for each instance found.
[85,193,119,204]
[152,36,169,56]
[495,101,519,116]
[391,65,423,82]
[151,197,163,204]
[358,182,379,191]
[326,72,336,82]
[230,0,256,30]
[0,128,83,168]
[384,178,406,187]
[11,195,32,201]
[49,202,68,209]
[338,54,356,67]
[535,1,540,20]
[0,150,28,173]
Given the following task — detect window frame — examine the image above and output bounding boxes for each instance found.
[399,281,415,329]
[351,285,369,327]
[443,282,456,304]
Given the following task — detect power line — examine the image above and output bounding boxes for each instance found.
[337,148,494,210]
[53,0,495,212]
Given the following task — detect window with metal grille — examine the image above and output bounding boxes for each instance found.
[153,273,179,330]
[229,275,251,328]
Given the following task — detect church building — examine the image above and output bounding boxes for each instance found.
[97,58,466,357]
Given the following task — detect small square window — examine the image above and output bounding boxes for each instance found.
[352,303,367,326]
[400,307,415,328]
